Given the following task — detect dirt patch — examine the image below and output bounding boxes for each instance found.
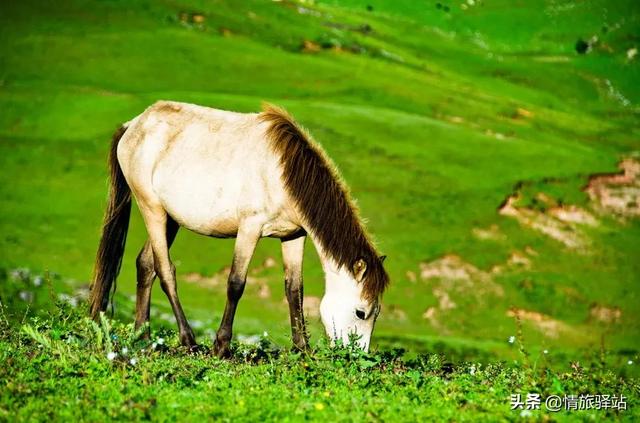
[421,306,449,333]
[419,254,481,282]
[418,254,504,314]
[490,248,537,274]
[405,270,417,283]
[280,295,321,318]
[499,194,589,248]
[585,158,640,218]
[422,307,437,320]
[251,256,278,275]
[420,255,503,294]
[484,129,507,140]
[509,107,534,121]
[178,11,206,25]
[263,257,277,268]
[497,159,640,248]
[472,224,506,241]
[589,304,622,324]
[432,287,456,310]
[446,115,464,124]
[384,304,408,321]
[560,286,585,302]
[183,265,268,292]
[258,283,271,299]
[182,271,225,288]
[507,308,570,339]
[549,205,598,226]
[303,296,321,318]
[301,39,321,53]
[506,251,532,269]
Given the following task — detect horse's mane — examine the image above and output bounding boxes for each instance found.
[259,104,388,301]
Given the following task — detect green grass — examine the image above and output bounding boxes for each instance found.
[1,0,639,418]
[1,276,638,421]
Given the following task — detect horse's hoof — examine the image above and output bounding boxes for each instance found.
[186,343,204,355]
[292,342,309,353]
[180,333,197,349]
[213,342,231,359]
[133,324,151,341]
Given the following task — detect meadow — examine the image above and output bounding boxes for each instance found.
[1,0,639,420]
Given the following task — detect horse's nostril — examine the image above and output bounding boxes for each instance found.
[355,309,366,320]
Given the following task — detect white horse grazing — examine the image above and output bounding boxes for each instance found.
[89,101,389,356]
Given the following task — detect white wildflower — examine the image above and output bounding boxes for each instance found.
[152,342,157,349]
[628,360,633,365]
[627,48,637,60]
[106,351,117,361]
[19,291,33,302]
[543,349,548,354]
[237,334,260,345]
[263,331,268,338]
[121,347,128,355]
[157,337,165,345]
[469,364,476,375]
[508,336,515,344]
[129,358,138,366]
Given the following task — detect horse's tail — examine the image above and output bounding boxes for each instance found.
[89,124,132,319]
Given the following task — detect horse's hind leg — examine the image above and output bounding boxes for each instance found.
[134,217,179,338]
[213,222,262,358]
[281,235,308,350]
[142,208,197,351]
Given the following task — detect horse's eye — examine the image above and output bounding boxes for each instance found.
[355,309,366,320]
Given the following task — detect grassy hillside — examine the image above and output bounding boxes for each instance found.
[1,0,639,379]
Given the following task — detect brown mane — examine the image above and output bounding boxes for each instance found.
[259,104,389,301]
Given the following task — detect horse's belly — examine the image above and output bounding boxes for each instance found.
[164,195,240,237]
[154,171,244,237]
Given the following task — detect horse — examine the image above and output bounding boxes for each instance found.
[88,101,389,357]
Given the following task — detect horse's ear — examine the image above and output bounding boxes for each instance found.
[379,255,387,263]
[353,258,367,282]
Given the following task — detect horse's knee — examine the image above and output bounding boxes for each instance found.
[227,276,245,301]
[153,259,176,284]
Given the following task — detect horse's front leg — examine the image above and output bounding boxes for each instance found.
[213,223,261,358]
[143,212,198,352]
[281,235,308,351]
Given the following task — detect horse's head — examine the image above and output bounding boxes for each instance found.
[320,255,387,351]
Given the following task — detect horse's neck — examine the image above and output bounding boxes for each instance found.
[309,233,344,280]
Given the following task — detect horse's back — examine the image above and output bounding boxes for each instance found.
[118,101,298,238]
